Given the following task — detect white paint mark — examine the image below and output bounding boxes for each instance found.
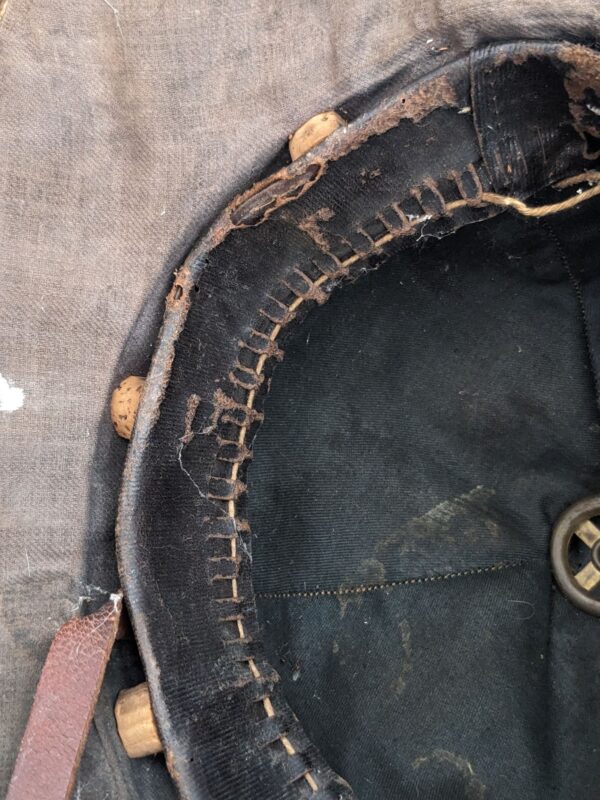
[25,548,31,577]
[0,372,24,411]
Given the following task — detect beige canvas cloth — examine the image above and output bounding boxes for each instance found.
[1,1,600,794]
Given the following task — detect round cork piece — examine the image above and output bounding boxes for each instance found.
[288,111,344,160]
[114,682,163,758]
[110,375,145,440]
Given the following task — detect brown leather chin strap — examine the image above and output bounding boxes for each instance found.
[7,595,122,800]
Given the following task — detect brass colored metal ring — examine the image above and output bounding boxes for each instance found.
[551,495,600,616]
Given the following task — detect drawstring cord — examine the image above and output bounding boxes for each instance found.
[458,170,600,218]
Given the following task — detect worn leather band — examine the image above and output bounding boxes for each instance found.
[7,596,122,800]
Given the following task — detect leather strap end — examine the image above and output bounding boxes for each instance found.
[7,594,123,800]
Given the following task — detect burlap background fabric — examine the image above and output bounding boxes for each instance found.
[1,1,600,794]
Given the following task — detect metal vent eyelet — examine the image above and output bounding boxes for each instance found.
[551,495,600,616]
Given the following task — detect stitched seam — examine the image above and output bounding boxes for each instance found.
[255,558,537,600]
[294,167,485,265]
[206,164,600,795]
[209,165,484,795]
[540,219,600,415]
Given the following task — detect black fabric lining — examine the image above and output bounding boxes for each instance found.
[250,205,600,595]
[535,214,600,800]
[259,558,558,800]
[255,557,537,599]
[540,218,600,417]
[247,200,600,800]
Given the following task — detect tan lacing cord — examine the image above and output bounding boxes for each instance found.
[226,167,600,796]
[453,170,600,218]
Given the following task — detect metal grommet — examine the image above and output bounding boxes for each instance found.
[551,495,600,616]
